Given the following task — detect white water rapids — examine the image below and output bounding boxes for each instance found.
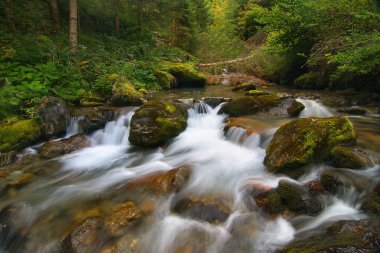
[0,99,371,253]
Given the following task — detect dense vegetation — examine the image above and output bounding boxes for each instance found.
[236,0,380,91]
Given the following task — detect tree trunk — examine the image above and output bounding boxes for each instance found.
[5,0,16,33]
[114,0,120,33]
[50,0,60,31]
[69,0,78,54]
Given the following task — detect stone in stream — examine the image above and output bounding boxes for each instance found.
[71,106,115,134]
[252,187,283,214]
[129,100,188,147]
[171,196,231,224]
[264,116,357,176]
[37,97,69,138]
[111,79,145,106]
[38,134,91,159]
[338,107,367,115]
[245,90,271,96]
[0,151,17,167]
[279,219,380,253]
[360,182,380,217]
[277,180,323,216]
[125,166,192,194]
[328,146,373,169]
[200,97,232,108]
[287,100,305,117]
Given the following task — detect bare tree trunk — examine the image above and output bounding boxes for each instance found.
[50,0,60,31]
[69,0,78,54]
[114,0,120,33]
[5,0,16,33]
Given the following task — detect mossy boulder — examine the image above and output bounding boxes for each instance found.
[36,97,69,138]
[111,79,144,106]
[245,90,271,96]
[253,188,283,214]
[287,100,305,117]
[0,120,42,153]
[129,101,188,147]
[38,134,91,159]
[232,83,257,91]
[265,117,357,175]
[329,146,372,169]
[161,62,206,88]
[360,182,380,217]
[278,180,323,216]
[154,69,174,89]
[220,94,282,116]
[279,219,380,253]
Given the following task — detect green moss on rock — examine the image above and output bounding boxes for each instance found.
[111,78,144,106]
[232,83,257,92]
[220,94,282,116]
[245,90,271,96]
[129,100,188,147]
[154,69,174,90]
[0,119,42,152]
[329,146,372,169]
[287,101,305,117]
[265,117,357,174]
[161,62,206,88]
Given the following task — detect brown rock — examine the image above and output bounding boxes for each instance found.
[38,134,90,159]
[104,202,142,236]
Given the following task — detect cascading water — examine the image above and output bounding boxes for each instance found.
[0,96,376,253]
[65,116,84,138]
[296,98,333,118]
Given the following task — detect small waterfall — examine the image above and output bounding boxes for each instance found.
[226,126,261,149]
[297,98,333,118]
[65,116,84,137]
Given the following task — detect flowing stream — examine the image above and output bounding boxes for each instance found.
[0,89,379,253]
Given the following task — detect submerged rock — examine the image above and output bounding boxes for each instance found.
[360,182,380,217]
[111,80,144,106]
[0,119,42,153]
[171,196,231,224]
[277,180,323,216]
[329,146,372,169]
[38,134,91,159]
[37,97,69,138]
[104,201,142,237]
[129,100,188,147]
[220,94,282,116]
[125,166,191,194]
[287,100,305,117]
[265,117,357,175]
[320,169,370,194]
[231,83,256,91]
[280,219,380,253]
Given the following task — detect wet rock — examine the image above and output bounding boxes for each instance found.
[287,100,305,117]
[280,219,380,253]
[264,117,357,175]
[338,107,367,115]
[360,182,380,217]
[278,180,323,216]
[111,79,144,106]
[320,169,370,194]
[7,171,35,186]
[38,134,91,159]
[71,107,115,134]
[37,97,69,138]
[171,196,231,224]
[0,151,17,167]
[161,62,206,88]
[329,146,373,169]
[220,94,282,116]
[60,217,104,253]
[306,180,325,194]
[253,188,283,214]
[104,202,142,237]
[126,166,191,194]
[231,83,256,91]
[129,100,188,147]
[0,204,28,252]
[224,117,272,135]
[200,97,231,108]
[0,119,42,153]
[176,98,194,109]
[245,90,271,96]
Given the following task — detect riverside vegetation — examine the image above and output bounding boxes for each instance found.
[0,0,380,253]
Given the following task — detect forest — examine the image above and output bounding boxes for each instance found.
[0,1,380,253]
